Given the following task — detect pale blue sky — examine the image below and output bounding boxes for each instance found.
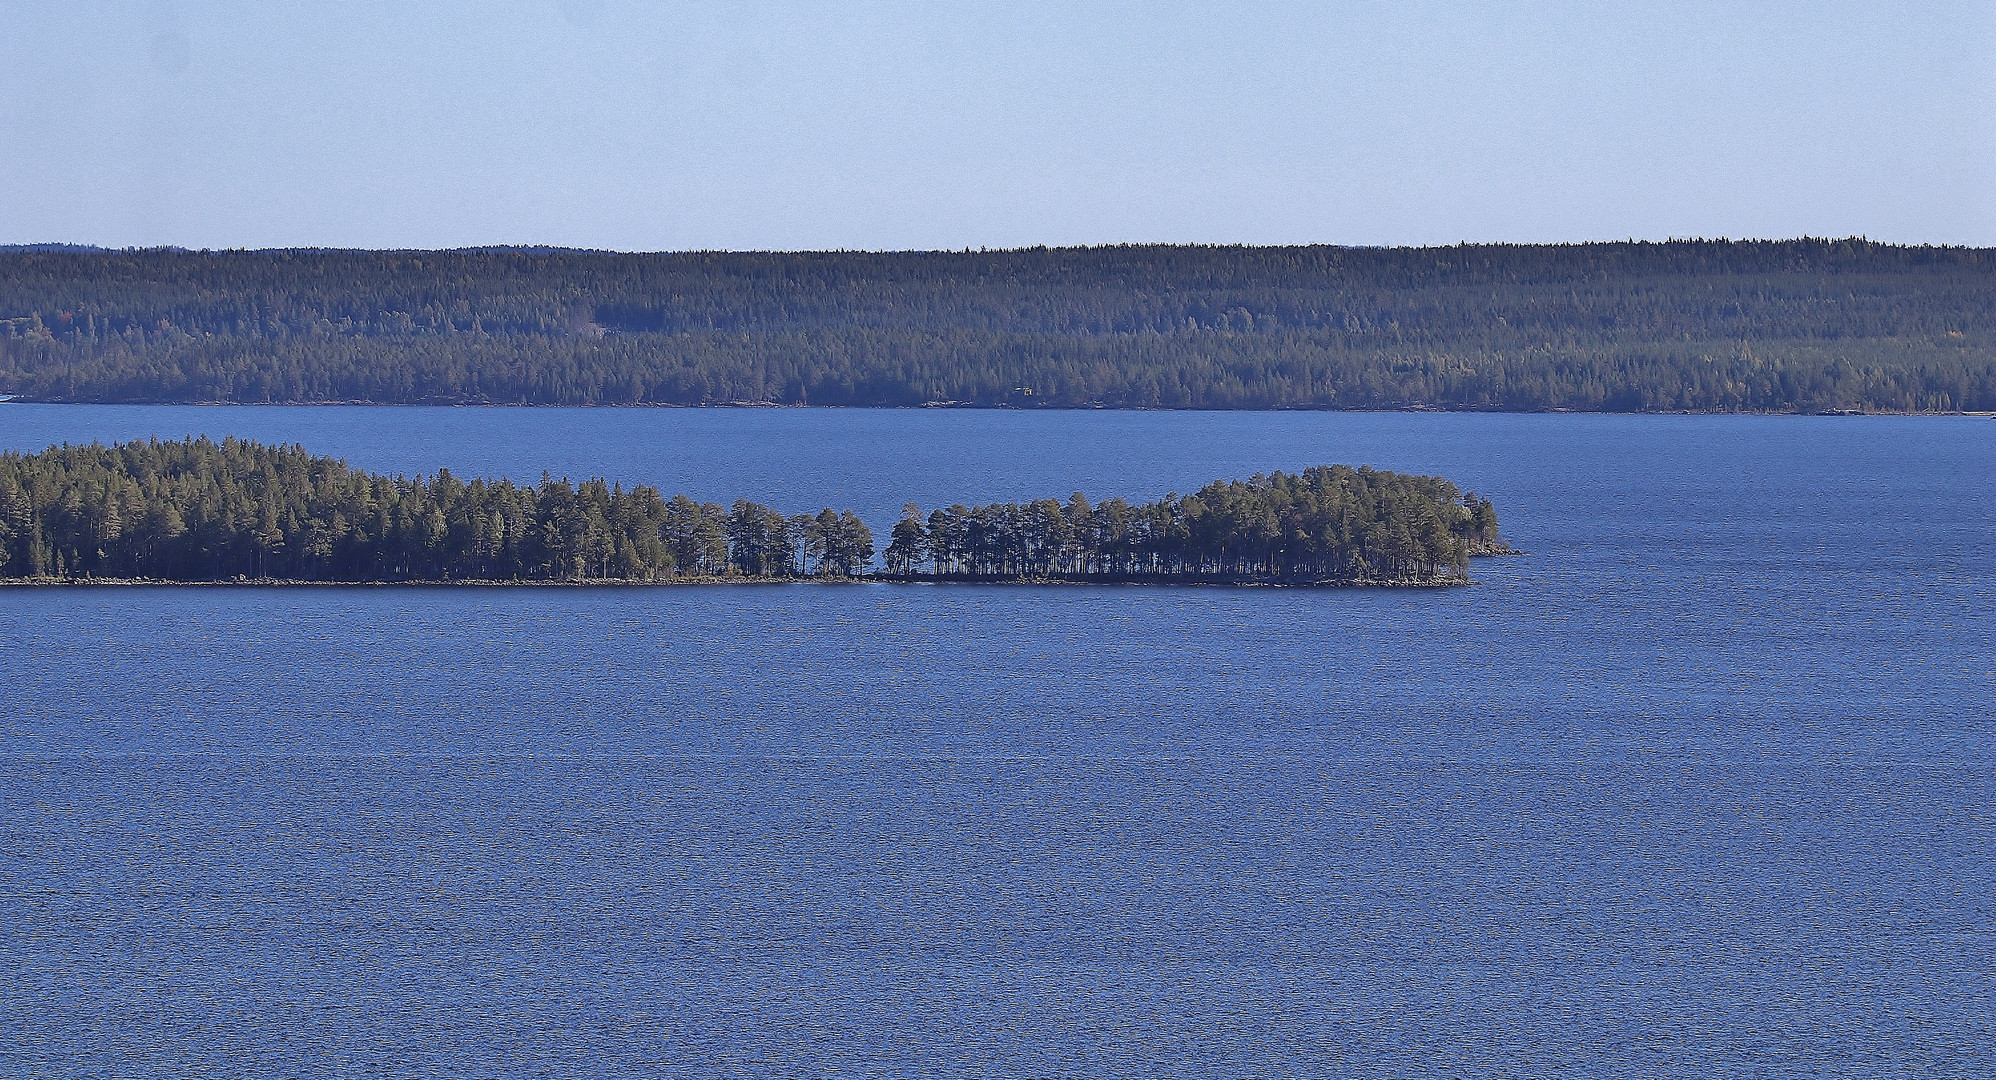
[2,1,1990,250]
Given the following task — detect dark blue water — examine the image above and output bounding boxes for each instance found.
[2,407,1991,1077]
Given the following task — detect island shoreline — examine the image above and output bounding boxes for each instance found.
[0,573,1480,589]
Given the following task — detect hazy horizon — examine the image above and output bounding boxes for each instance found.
[3,2,1991,251]
[4,235,1987,256]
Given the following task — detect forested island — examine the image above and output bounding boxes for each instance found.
[1,239,1990,413]
[0,438,1500,586]
[877,468,1500,584]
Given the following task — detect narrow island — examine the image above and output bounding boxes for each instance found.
[0,438,1507,586]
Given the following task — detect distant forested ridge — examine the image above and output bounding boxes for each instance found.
[0,439,1496,585]
[0,239,1990,412]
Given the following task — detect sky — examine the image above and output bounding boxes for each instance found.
[1,1,1991,251]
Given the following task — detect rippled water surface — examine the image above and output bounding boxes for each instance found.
[2,407,1991,1077]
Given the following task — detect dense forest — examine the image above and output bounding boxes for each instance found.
[0,439,1495,585]
[1,239,1990,412]
[0,437,871,582]
[881,467,1499,584]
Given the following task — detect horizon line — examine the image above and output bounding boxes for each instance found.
[0,235,1984,257]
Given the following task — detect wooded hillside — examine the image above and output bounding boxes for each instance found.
[2,239,1990,411]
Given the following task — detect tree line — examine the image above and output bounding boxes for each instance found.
[1,239,1990,412]
[0,439,1496,585]
[0,437,872,582]
[882,467,1497,583]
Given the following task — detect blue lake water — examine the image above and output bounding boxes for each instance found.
[1,406,1991,1077]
